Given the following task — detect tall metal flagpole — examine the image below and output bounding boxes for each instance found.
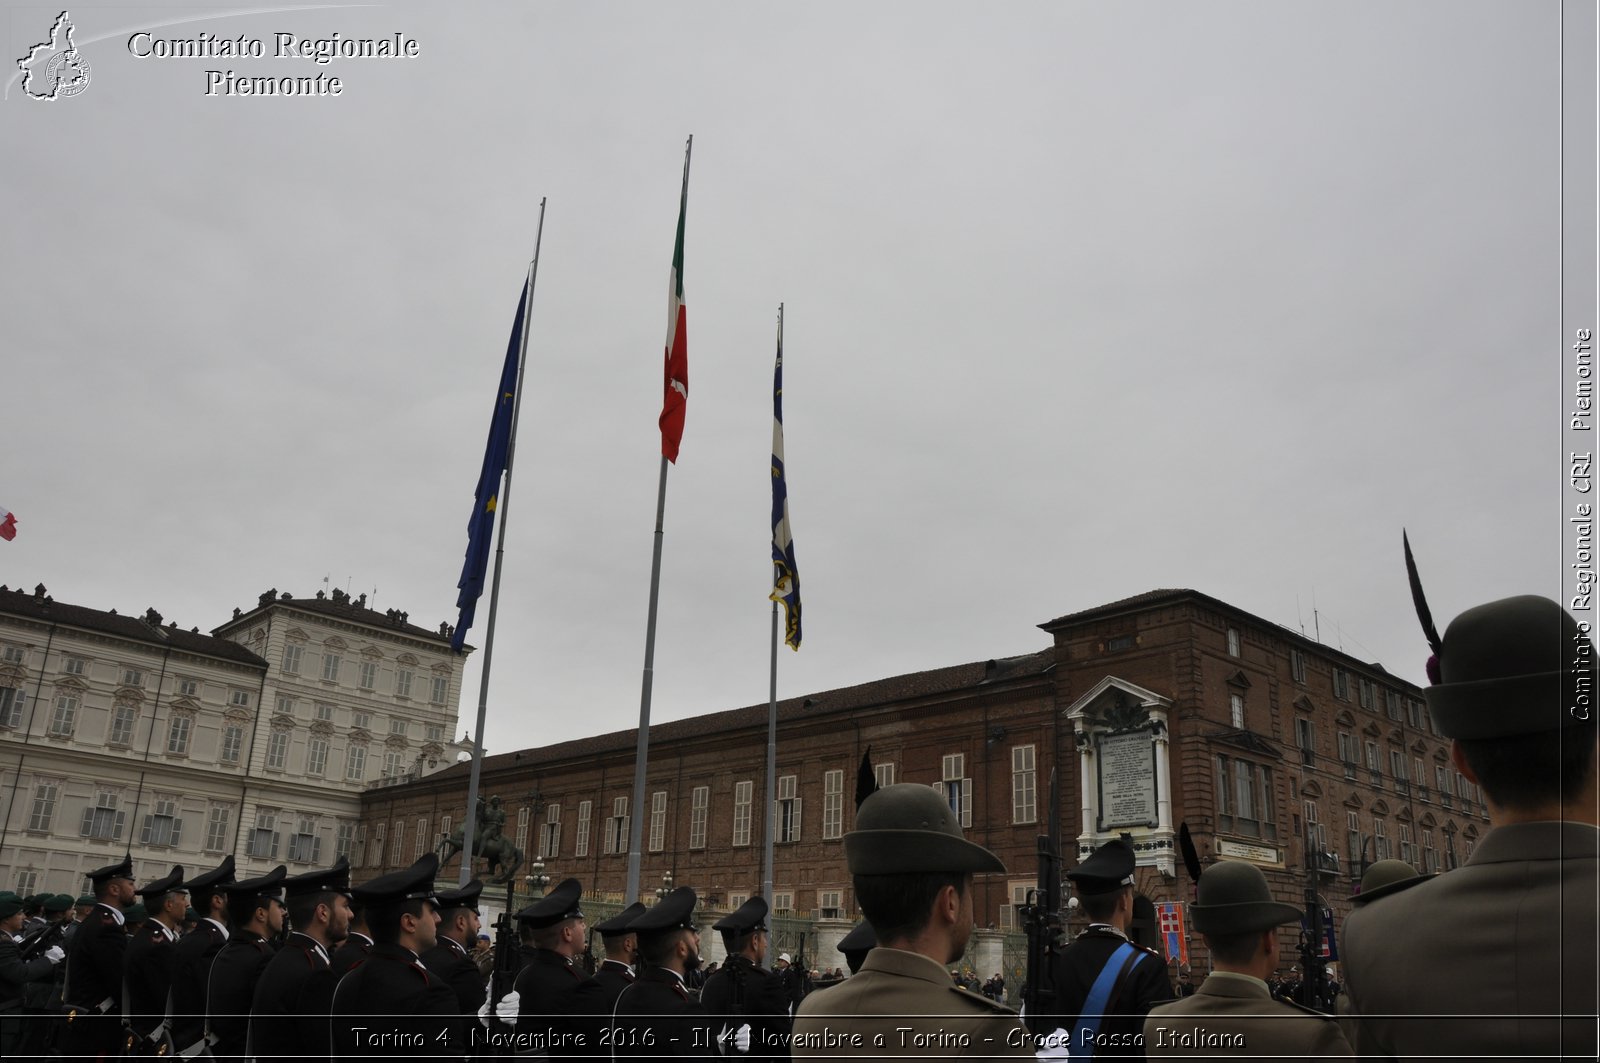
[761,305,783,913]
[459,198,547,889]
[627,139,692,903]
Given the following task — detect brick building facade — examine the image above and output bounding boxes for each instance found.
[358,588,1490,973]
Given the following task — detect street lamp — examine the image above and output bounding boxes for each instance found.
[655,870,675,900]
[526,858,550,901]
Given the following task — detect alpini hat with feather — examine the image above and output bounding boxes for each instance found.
[1404,531,1595,739]
[844,783,1005,875]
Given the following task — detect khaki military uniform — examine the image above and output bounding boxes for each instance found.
[1341,821,1598,1060]
[792,947,1031,1060]
[1143,971,1350,1060]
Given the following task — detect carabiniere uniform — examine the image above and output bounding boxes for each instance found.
[250,860,353,1063]
[418,879,488,1055]
[698,896,792,1063]
[610,887,715,1061]
[511,877,588,1055]
[564,901,644,1058]
[330,854,461,1061]
[1049,840,1174,1059]
[168,854,237,1060]
[206,865,288,1063]
[59,856,136,1060]
[122,864,187,1056]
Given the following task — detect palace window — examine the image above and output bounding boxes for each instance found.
[541,803,561,859]
[776,775,802,843]
[649,791,667,852]
[732,780,753,847]
[1012,745,1037,824]
[689,786,709,849]
[823,770,844,839]
[937,753,972,827]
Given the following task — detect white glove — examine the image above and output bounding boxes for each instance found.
[1035,1028,1073,1063]
[44,945,65,965]
[494,990,521,1027]
[477,997,492,1028]
[718,1024,752,1054]
[732,1024,751,1053]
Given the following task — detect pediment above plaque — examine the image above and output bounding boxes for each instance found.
[1343,791,1363,809]
[1064,676,1172,732]
[1410,739,1428,755]
[1335,709,1357,727]
[1292,695,1316,713]
[1418,810,1438,828]
[1225,669,1251,689]
[310,720,334,737]
[1371,798,1391,816]
[1299,778,1323,797]
[1362,721,1383,737]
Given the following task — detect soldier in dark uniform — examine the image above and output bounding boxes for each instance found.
[123,903,149,939]
[123,865,188,1056]
[60,855,137,1061]
[169,854,235,1061]
[1143,861,1350,1058]
[699,896,791,1062]
[1,890,65,1056]
[511,876,588,1046]
[418,879,486,1051]
[206,865,286,1063]
[330,896,373,977]
[19,892,73,1058]
[610,887,714,1061]
[330,853,460,1061]
[567,901,644,1055]
[1047,839,1173,1059]
[250,859,352,1063]
[792,784,1029,1060]
[834,920,875,976]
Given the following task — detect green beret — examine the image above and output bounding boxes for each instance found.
[0,896,22,919]
[123,903,148,923]
[43,894,73,914]
[75,894,95,907]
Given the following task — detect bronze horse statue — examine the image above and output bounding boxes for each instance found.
[436,798,525,885]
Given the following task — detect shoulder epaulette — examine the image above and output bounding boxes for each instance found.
[949,985,1017,1014]
[1282,998,1338,1021]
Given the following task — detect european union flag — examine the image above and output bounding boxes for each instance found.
[452,284,527,653]
[769,331,801,650]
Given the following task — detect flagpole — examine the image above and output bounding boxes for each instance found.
[761,304,783,913]
[627,138,693,904]
[459,198,547,888]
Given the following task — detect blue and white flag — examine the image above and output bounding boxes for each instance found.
[769,327,801,650]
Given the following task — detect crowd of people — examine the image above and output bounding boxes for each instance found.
[1,585,1593,1061]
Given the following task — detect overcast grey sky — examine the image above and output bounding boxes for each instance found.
[1,1,1571,754]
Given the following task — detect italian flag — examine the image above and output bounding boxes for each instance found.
[0,505,15,542]
[659,141,691,463]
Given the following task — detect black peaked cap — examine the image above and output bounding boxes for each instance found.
[514,878,583,927]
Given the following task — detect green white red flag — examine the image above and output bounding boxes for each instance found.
[659,140,691,462]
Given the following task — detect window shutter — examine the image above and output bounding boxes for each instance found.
[961,779,972,828]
